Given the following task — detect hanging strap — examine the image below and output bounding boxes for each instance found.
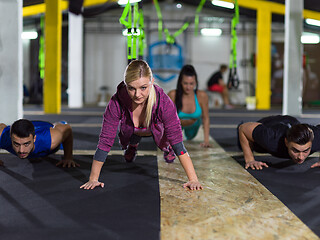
[138,3,146,59]
[194,0,206,36]
[120,1,146,62]
[228,0,240,89]
[39,15,45,79]
[132,3,139,60]
[164,22,190,45]
[153,0,206,44]
[119,1,131,29]
[153,0,191,45]
[153,0,163,40]
[119,0,133,63]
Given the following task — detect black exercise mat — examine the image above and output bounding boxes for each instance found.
[212,116,320,236]
[70,127,157,151]
[234,155,320,236]
[0,154,160,240]
[211,128,239,152]
[210,109,320,236]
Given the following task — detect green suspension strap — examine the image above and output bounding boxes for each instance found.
[153,0,206,44]
[153,0,190,45]
[132,3,139,60]
[39,15,45,80]
[120,1,145,62]
[138,3,146,59]
[228,0,240,89]
[163,22,190,45]
[153,0,163,40]
[119,0,133,63]
[194,0,206,36]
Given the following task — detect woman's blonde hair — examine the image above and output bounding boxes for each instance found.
[124,60,156,127]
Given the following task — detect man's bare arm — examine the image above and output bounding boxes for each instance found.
[51,123,79,167]
[0,123,7,136]
[238,122,268,170]
[0,124,7,166]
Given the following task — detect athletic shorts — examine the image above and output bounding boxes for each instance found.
[208,84,224,93]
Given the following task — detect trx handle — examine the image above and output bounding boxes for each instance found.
[228,67,240,89]
[228,0,240,89]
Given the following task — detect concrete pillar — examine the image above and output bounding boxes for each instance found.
[68,12,83,108]
[282,0,303,116]
[0,0,23,124]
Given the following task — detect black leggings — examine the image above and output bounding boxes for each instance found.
[129,134,142,145]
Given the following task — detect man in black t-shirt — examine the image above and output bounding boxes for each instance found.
[238,115,320,170]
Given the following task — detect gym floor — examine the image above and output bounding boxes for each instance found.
[1,105,320,240]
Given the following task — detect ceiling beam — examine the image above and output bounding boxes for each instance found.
[23,0,320,21]
[222,0,320,20]
[304,9,320,20]
[23,0,117,17]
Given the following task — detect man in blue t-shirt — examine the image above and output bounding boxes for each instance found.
[0,119,79,167]
[238,115,320,170]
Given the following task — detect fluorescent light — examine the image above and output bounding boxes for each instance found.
[21,31,38,40]
[122,29,141,36]
[200,28,222,36]
[301,32,320,44]
[118,0,141,5]
[211,0,234,9]
[305,18,320,27]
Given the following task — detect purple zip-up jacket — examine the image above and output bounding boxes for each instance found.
[94,81,187,162]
